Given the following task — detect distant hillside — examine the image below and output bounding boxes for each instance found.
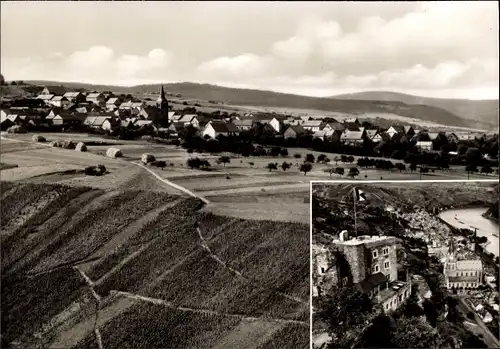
[8,81,477,129]
[332,91,499,130]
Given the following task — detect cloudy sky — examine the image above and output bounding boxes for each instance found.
[1,1,498,99]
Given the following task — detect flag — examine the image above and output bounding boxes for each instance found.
[353,188,367,202]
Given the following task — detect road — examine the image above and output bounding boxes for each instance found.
[455,296,500,348]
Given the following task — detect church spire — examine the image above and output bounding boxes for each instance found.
[160,85,166,103]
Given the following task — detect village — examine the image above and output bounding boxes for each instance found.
[1,84,498,168]
[311,183,500,349]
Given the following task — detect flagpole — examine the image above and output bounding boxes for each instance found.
[354,188,357,238]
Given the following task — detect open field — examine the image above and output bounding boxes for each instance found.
[1,182,309,349]
[3,132,495,223]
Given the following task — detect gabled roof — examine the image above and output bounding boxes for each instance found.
[365,129,378,137]
[178,114,198,123]
[135,120,154,127]
[232,119,253,127]
[87,92,104,99]
[403,125,414,133]
[428,132,440,140]
[285,124,307,134]
[389,125,406,133]
[84,115,112,126]
[56,111,86,120]
[302,120,322,127]
[37,94,55,100]
[51,96,68,102]
[314,129,334,138]
[106,97,121,104]
[341,130,364,140]
[63,92,82,98]
[208,121,239,133]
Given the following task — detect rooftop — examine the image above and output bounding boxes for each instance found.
[333,234,398,246]
[373,280,410,304]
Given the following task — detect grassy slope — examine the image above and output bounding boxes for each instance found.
[0,182,309,349]
[18,80,474,128]
[332,91,499,129]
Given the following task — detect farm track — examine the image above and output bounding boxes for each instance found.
[112,291,309,327]
[131,161,210,204]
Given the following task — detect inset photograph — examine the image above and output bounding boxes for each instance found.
[312,181,499,349]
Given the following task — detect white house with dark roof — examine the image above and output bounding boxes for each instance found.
[86,93,106,105]
[106,97,122,110]
[302,120,322,132]
[341,130,365,145]
[202,122,240,139]
[178,114,200,128]
[49,96,70,108]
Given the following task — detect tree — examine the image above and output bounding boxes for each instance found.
[395,163,406,172]
[390,316,443,349]
[267,162,278,171]
[280,148,289,157]
[156,160,166,170]
[305,153,315,163]
[317,154,327,163]
[410,162,417,172]
[323,157,330,164]
[217,156,231,167]
[187,157,201,169]
[328,168,335,177]
[348,167,360,179]
[334,156,341,165]
[346,155,355,164]
[335,167,345,177]
[481,164,493,174]
[294,153,302,159]
[465,147,482,166]
[270,146,282,157]
[466,164,478,179]
[300,162,312,176]
[199,159,211,170]
[281,161,291,171]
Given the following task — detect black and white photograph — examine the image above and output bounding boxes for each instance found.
[0,1,499,349]
[312,181,499,348]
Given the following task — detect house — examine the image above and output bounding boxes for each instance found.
[365,129,382,143]
[168,122,186,134]
[134,120,155,129]
[52,111,86,127]
[321,122,345,132]
[0,113,15,130]
[49,96,70,108]
[86,93,106,105]
[428,132,440,141]
[341,130,365,145]
[456,133,476,142]
[416,141,433,151]
[118,100,135,110]
[386,125,404,139]
[170,113,182,122]
[343,117,360,125]
[40,86,66,96]
[138,106,160,120]
[178,114,200,128]
[284,125,308,139]
[313,129,335,141]
[202,122,240,139]
[84,115,114,129]
[232,119,253,131]
[302,120,322,132]
[268,117,283,133]
[37,94,55,104]
[106,97,122,110]
[63,92,86,104]
[447,133,459,143]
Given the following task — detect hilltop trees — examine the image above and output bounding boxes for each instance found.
[281,161,291,171]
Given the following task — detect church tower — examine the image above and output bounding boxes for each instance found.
[156,85,170,126]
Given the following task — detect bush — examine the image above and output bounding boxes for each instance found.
[141,153,156,164]
[31,134,46,142]
[155,161,167,170]
[6,125,26,134]
[294,153,302,159]
[97,164,107,174]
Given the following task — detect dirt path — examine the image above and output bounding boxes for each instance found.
[112,290,308,327]
[131,161,210,204]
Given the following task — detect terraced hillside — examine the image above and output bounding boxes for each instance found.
[1,182,309,349]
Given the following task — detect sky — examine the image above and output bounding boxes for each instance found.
[1,1,498,99]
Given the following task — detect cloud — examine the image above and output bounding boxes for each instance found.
[4,46,174,84]
[195,2,498,98]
